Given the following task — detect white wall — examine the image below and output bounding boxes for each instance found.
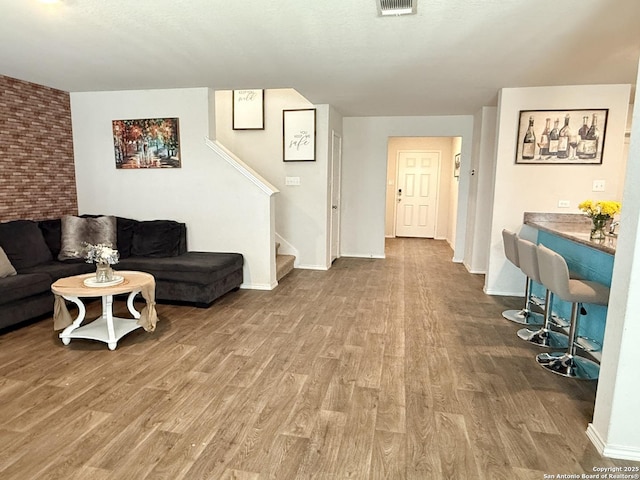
[215,89,334,270]
[589,62,640,460]
[384,137,455,240]
[485,84,631,295]
[342,115,474,259]
[70,87,275,289]
[464,106,497,274]
[448,137,462,249]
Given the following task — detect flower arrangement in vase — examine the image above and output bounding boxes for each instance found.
[83,243,119,282]
[578,199,621,241]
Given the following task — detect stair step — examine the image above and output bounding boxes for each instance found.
[276,254,295,282]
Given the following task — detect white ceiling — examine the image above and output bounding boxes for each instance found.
[1,0,639,116]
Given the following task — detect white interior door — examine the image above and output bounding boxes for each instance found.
[330,132,342,263]
[395,151,440,238]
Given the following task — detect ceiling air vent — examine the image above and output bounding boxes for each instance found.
[377,0,416,16]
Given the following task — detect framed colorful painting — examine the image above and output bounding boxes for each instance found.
[112,118,181,169]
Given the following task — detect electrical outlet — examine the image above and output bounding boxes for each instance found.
[558,200,570,208]
[592,180,606,192]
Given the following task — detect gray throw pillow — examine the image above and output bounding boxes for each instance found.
[0,246,17,278]
[58,215,117,261]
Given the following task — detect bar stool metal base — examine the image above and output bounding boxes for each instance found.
[535,352,600,380]
[517,327,569,348]
[502,309,544,325]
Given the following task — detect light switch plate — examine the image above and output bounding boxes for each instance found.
[558,200,570,208]
[285,176,301,186]
[592,180,606,192]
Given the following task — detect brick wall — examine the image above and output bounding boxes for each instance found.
[0,75,78,222]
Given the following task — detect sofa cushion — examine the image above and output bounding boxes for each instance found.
[19,261,95,283]
[131,220,183,258]
[38,218,62,258]
[0,246,17,278]
[0,220,53,270]
[116,217,139,259]
[116,252,243,284]
[0,272,52,306]
[58,215,117,261]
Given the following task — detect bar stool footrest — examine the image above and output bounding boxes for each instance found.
[530,294,545,308]
[550,314,571,329]
[576,336,603,353]
[517,327,569,348]
[535,352,600,380]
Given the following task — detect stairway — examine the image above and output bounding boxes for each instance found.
[276,242,295,282]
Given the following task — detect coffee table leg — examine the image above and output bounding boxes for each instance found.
[126,290,142,319]
[59,295,86,345]
[103,295,118,350]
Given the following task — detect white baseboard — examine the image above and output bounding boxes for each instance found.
[483,287,524,297]
[296,264,329,271]
[240,281,277,291]
[340,253,386,259]
[586,424,607,456]
[587,423,640,461]
[463,261,486,275]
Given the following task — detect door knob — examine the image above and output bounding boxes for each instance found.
[332,205,338,210]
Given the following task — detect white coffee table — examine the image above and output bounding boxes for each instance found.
[51,271,156,350]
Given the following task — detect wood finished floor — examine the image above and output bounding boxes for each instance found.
[1,238,638,479]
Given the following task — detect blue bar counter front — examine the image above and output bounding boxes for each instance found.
[532,230,614,348]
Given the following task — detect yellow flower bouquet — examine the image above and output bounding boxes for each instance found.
[578,199,621,240]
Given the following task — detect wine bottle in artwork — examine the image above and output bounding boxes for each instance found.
[576,115,589,157]
[539,118,551,157]
[548,118,560,156]
[522,116,536,160]
[557,114,571,159]
[579,113,599,159]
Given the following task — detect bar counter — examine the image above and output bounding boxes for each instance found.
[523,212,617,361]
[523,212,617,255]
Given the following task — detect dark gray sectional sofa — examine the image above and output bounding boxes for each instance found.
[0,216,243,331]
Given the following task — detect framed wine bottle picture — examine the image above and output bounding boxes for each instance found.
[515,109,608,165]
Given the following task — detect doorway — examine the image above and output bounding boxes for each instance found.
[385,137,462,244]
[395,151,440,237]
[330,131,342,263]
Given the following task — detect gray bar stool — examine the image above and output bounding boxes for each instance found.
[501,229,543,325]
[515,238,569,348]
[535,244,610,380]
